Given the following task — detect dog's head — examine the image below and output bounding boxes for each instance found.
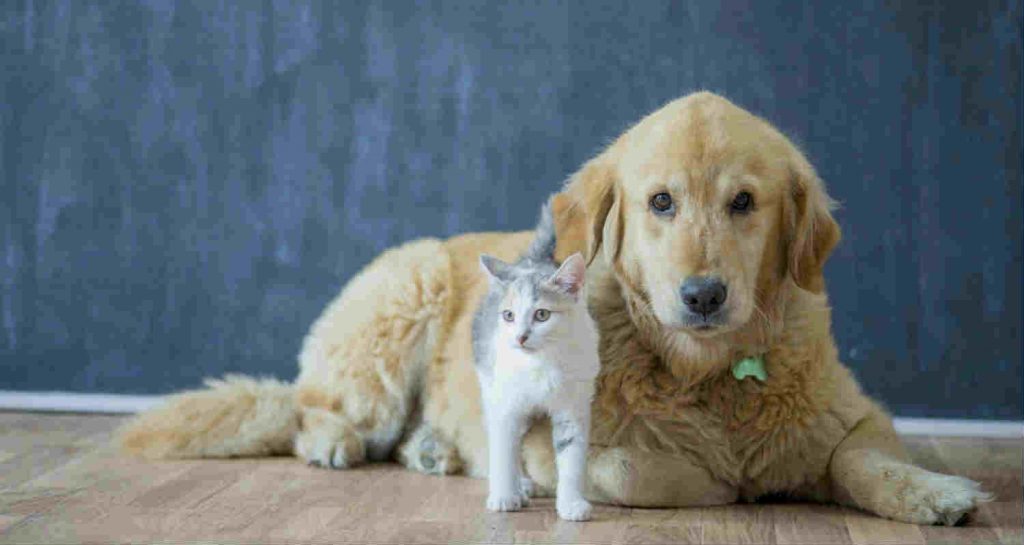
[553,92,840,354]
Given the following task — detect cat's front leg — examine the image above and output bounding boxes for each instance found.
[486,410,527,512]
[552,409,593,521]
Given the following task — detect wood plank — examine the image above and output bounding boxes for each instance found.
[921,524,1003,545]
[0,515,25,534]
[977,501,1024,545]
[0,488,76,517]
[620,506,701,544]
[930,437,1023,501]
[508,504,629,544]
[128,461,249,510]
[0,446,85,489]
[845,512,925,545]
[702,504,776,544]
[773,504,852,544]
[0,413,1019,544]
[265,506,346,542]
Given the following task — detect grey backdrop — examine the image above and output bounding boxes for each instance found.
[1,1,1020,419]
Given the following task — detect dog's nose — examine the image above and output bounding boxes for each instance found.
[680,277,728,316]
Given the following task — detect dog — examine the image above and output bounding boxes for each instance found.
[120,91,989,524]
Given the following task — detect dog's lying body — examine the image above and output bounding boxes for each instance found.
[121,92,988,524]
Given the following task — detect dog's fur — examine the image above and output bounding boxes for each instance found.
[120,92,989,524]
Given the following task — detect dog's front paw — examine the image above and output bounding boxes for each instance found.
[396,425,463,476]
[519,476,537,501]
[295,428,364,469]
[884,467,992,525]
[556,498,593,522]
[486,493,525,512]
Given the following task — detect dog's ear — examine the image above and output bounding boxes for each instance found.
[601,188,624,265]
[787,152,841,293]
[551,158,617,265]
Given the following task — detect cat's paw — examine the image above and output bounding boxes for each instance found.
[486,493,525,512]
[556,498,593,522]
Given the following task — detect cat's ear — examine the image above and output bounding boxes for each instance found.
[549,252,586,296]
[479,254,513,283]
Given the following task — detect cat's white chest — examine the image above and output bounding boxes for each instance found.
[492,348,561,402]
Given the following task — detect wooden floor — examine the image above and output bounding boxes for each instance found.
[0,413,1020,544]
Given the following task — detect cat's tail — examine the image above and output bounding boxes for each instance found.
[117,374,298,459]
[522,198,557,262]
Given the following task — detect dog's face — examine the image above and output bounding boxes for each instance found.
[554,92,840,352]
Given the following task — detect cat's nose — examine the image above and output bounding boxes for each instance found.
[517,333,529,346]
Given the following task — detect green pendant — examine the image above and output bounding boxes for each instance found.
[732,356,767,382]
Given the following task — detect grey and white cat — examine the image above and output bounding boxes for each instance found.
[473,203,600,522]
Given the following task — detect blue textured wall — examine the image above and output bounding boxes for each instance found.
[1,1,1020,419]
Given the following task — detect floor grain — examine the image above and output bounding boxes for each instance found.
[0,413,1019,544]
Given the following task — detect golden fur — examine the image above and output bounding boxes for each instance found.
[119,92,989,524]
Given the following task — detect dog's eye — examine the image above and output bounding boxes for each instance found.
[502,310,514,322]
[730,191,754,214]
[533,309,550,322]
[650,192,674,214]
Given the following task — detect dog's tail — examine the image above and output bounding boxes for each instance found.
[521,199,557,263]
[118,374,297,459]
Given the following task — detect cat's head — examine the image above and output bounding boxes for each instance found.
[479,253,587,352]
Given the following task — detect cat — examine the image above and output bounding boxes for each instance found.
[472,202,600,522]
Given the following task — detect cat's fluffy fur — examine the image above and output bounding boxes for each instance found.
[473,205,599,521]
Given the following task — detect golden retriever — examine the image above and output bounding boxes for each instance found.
[120,92,989,524]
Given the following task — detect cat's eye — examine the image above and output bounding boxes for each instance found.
[730,191,754,214]
[501,310,514,322]
[533,309,550,322]
[650,192,674,215]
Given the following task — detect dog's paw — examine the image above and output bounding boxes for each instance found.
[519,476,537,500]
[884,467,992,525]
[396,424,463,476]
[295,429,365,469]
[556,497,593,522]
[487,493,525,512]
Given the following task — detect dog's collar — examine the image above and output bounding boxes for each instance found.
[732,355,767,382]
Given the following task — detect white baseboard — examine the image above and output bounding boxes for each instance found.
[0,390,1021,439]
[891,417,1022,439]
[0,390,163,414]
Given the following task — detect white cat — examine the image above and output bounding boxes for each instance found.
[472,203,600,522]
